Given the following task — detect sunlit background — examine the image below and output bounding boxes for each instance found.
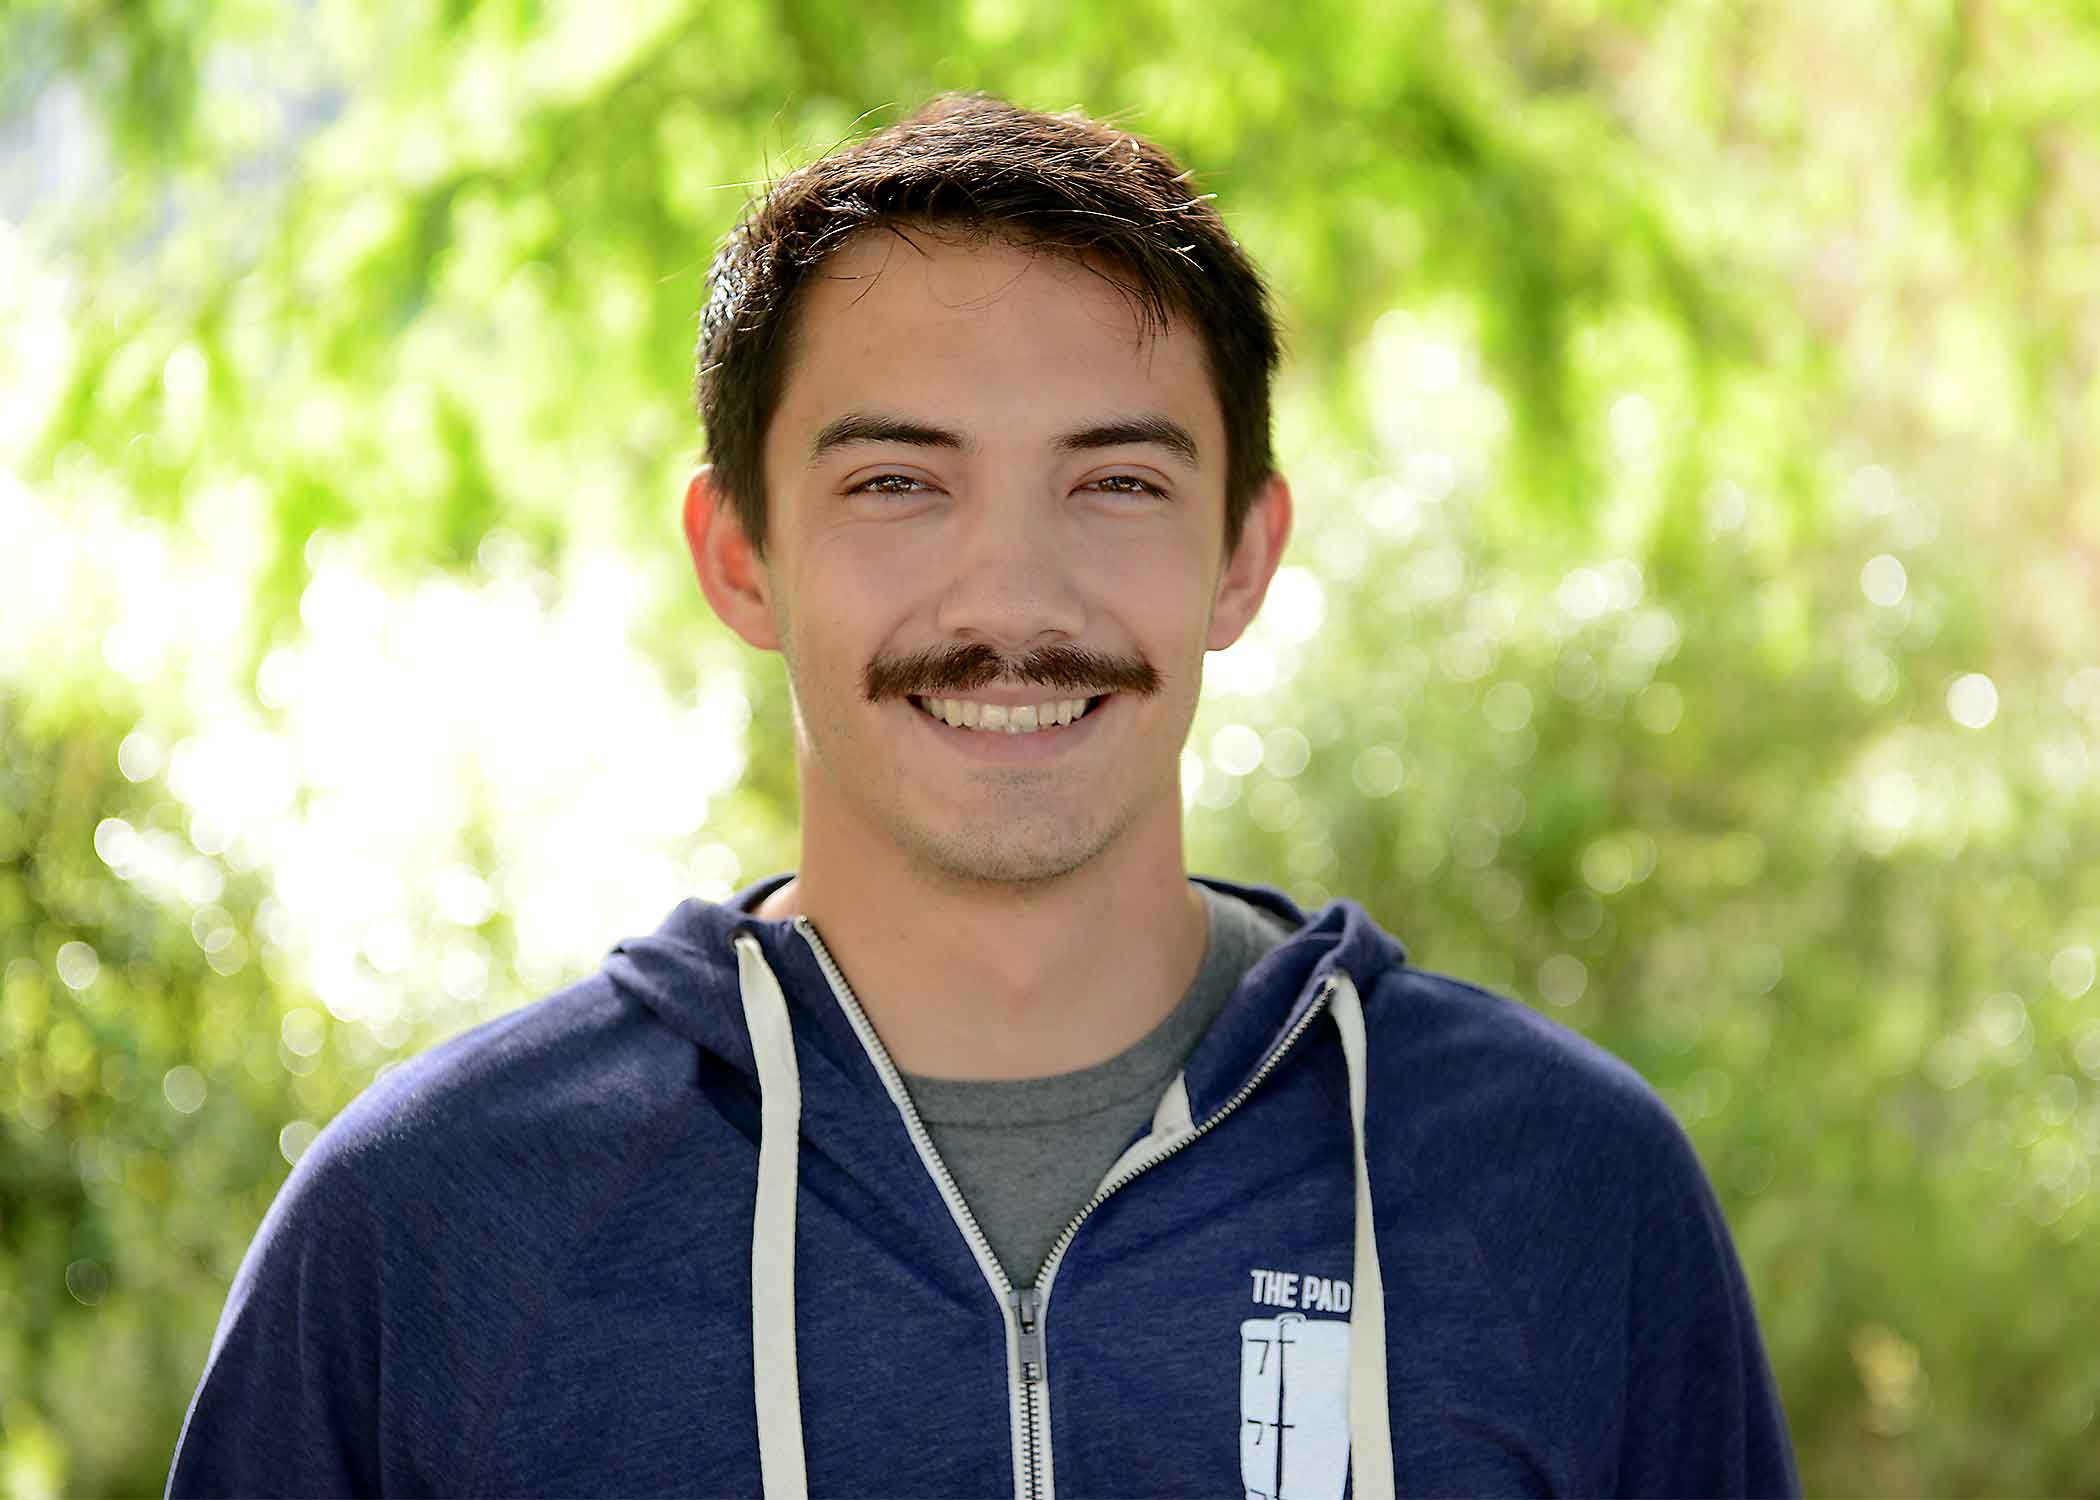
[4,2,2100,1493]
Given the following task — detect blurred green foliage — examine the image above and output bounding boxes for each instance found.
[5,0,2100,1494]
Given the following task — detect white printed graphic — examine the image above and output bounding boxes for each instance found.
[1238,1313,1350,1500]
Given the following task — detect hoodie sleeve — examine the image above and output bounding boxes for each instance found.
[165,1130,388,1499]
[1609,1104,1800,1499]
[1380,969,1800,1497]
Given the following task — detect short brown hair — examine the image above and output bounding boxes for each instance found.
[695,93,1280,554]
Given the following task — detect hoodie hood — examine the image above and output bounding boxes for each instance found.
[601,873,1407,1121]
[601,874,885,1101]
[1178,876,1406,1121]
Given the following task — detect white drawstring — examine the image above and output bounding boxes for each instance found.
[1328,970,1397,1500]
[735,933,810,1500]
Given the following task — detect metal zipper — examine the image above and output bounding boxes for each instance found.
[791,919,1044,1498]
[1013,1284,1046,1500]
[793,916,1334,1500]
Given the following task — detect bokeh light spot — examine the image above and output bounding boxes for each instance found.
[93,817,139,874]
[1848,464,1899,516]
[162,1065,207,1114]
[279,1120,320,1166]
[1847,650,1900,705]
[1210,723,1264,777]
[1861,554,1908,607]
[1481,681,1533,733]
[440,938,491,1002]
[2051,946,2096,1000]
[1556,567,1611,622]
[280,1007,327,1057]
[1581,837,1633,894]
[1247,780,1302,833]
[1539,953,1587,1007]
[64,1259,108,1307]
[2073,1023,2100,1081]
[117,730,165,781]
[1351,745,1403,798]
[1262,726,1311,779]
[55,940,100,991]
[1609,393,1660,459]
[1978,991,2029,1056]
[1947,673,1999,729]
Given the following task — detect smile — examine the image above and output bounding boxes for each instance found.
[912,695,1104,734]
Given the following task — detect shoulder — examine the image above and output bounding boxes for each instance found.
[177,975,709,1492]
[1355,961,1725,1301]
[1359,961,1692,1191]
[267,971,701,1275]
[352,968,689,1132]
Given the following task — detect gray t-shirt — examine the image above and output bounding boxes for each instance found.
[900,885,1293,1287]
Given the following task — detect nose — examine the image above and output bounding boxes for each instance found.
[932,493,1088,650]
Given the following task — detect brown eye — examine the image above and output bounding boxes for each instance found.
[850,473,931,495]
[1088,474,1166,497]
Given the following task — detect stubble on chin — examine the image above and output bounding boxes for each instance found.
[892,799,1119,890]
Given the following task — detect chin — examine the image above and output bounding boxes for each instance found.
[902,815,1117,889]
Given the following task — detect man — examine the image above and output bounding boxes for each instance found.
[170,95,1798,1497]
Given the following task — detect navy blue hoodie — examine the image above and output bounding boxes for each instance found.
[167,876,1798,1497]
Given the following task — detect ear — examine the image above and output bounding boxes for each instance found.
[1206,473,1294,651]
[683,466,780,651]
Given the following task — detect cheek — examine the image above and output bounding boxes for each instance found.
[1089,538,1217,629]
[796,531,900,611]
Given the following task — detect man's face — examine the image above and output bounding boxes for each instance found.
[729,231,1282,888]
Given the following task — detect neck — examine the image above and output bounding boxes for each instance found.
[756,810,1209,1081]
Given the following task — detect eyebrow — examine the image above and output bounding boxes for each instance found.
[809,413,966,463]
[1056,417,1201,470]
[807,411,1202,470]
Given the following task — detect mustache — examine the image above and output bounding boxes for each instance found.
[862,642,1161,703]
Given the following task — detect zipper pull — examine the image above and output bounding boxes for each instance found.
[1011,1288,1045,1384]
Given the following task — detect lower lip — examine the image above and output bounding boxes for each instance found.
[905,695,1115,762]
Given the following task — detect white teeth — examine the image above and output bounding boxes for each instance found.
[917,695,1099,733]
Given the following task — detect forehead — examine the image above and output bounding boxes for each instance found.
[767,231,1223,457]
